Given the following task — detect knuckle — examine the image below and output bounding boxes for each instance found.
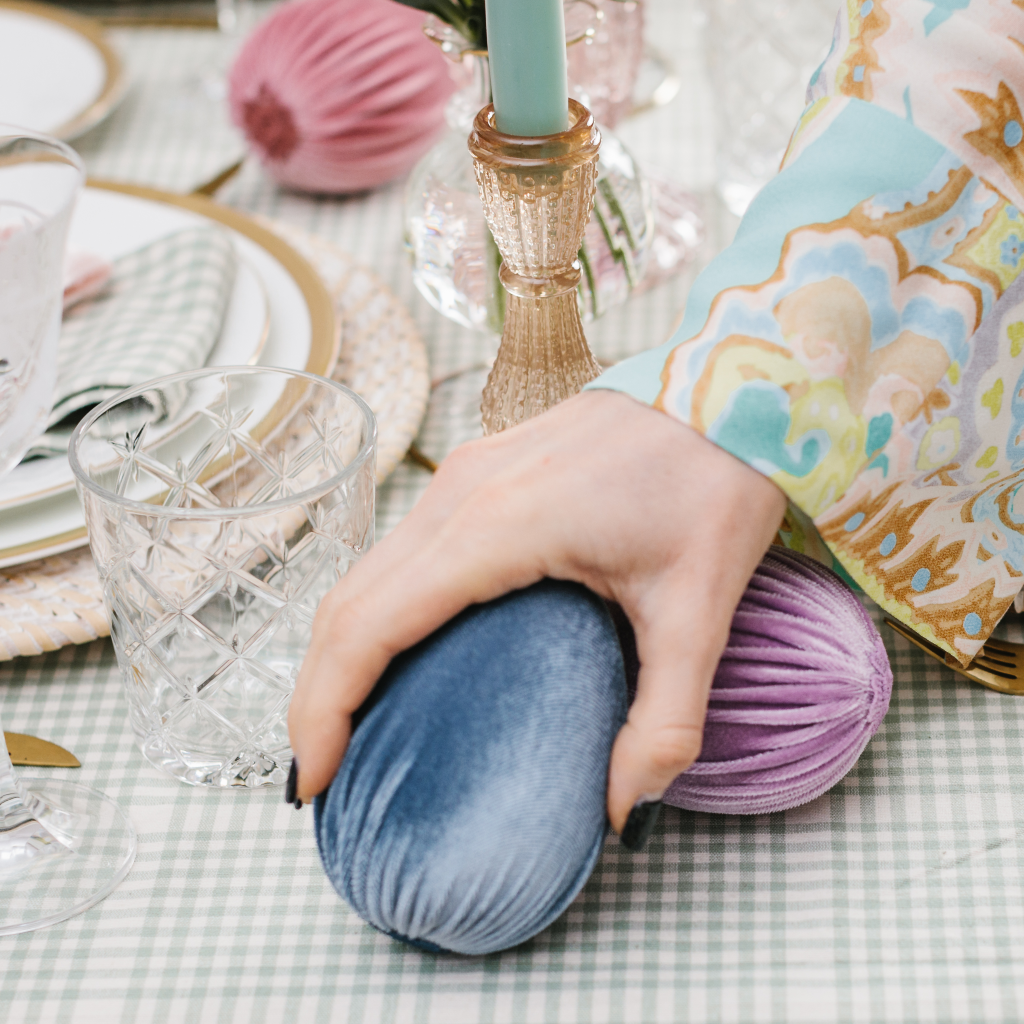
[314,586,348,628]
[312,588,370,648]
[436,439,486,480]
[462,476,521,519]
[646,724,703,776]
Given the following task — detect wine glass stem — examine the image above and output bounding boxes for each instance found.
[0,714,76,881]
[0,713,25,815]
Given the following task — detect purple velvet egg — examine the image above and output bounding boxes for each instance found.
[664,547,893,816]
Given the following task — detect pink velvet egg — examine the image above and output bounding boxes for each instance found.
[228,0,455,194]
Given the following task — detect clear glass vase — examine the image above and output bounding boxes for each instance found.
[405,17,653,333]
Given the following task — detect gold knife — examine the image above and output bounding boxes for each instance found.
[4,732,81,768]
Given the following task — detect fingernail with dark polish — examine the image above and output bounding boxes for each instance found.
[620,799,662,851]
[285,759,302,809]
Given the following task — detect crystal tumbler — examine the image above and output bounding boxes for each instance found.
[70,368,376,788]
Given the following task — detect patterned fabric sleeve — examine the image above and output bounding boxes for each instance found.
[589,0,1024,665]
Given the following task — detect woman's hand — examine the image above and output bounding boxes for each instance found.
[288,389,786,832]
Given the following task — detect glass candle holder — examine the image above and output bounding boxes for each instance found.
[70,368,376,788]
[469,99,602,434]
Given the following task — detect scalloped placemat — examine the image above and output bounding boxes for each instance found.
[0,223,429,661]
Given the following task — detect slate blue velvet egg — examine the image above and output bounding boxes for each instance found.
[313,579,628,955]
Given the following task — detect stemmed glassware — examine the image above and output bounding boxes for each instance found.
[0,125,135,935]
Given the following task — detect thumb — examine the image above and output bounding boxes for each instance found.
[606,581,731,846]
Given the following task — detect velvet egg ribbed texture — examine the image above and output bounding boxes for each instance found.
[664,547,893,816]
[314,581,627,956]
[312,553,892,956]
[228,0,455,194]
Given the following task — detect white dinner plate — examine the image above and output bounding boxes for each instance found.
[0,183,338,568]
[0,1,126,140]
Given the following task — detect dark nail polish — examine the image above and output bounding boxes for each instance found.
[285,759,302,809]
[620,799,662,851]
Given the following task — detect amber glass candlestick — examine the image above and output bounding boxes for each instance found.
[469,99,602,435]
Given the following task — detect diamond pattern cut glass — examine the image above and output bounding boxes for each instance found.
[70,368,376,788]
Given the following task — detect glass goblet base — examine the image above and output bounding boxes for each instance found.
[0,778,136,936]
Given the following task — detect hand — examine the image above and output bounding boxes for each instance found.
[288,389,786,832]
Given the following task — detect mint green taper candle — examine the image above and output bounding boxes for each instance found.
[483,0,570,137]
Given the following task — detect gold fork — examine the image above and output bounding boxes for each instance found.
[884,618,1024,695]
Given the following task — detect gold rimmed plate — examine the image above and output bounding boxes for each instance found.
[0,1,126,140]
[0,183,339,568]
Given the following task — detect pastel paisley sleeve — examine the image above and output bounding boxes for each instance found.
[590,0,1024,665]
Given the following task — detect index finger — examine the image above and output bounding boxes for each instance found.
[288,486,548,802]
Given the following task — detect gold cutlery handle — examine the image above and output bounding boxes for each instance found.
[4,731,81,768]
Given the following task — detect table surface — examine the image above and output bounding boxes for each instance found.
[6,4,1024,1022]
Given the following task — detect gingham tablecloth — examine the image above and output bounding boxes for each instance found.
[6,4,1024,1022]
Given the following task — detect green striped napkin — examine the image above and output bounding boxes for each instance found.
[26,225,237,458]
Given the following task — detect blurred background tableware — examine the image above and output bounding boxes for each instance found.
[566,0,645,129]
[0,730,136,934]
[0,221,429,663]
[698,0,839,216]
[70,367,376,788]
[0,125,135,936]
[0,1,126,139]
[228,0,455,195]
[4,730,81,767]
[0,125,84,478]
[59,2,216,27]
[200,0,253,102]
[27,222,240,459]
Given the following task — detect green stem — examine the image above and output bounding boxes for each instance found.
[592,189,636,292]
[390,0,487,47]
[577,243,598,319]
[486,229,506,335]
[598,177,637,252]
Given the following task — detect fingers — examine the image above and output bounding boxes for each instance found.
[284,434,517,802]
[605,452,787,840]
[605,577,728,835]
[288,479,549,802]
